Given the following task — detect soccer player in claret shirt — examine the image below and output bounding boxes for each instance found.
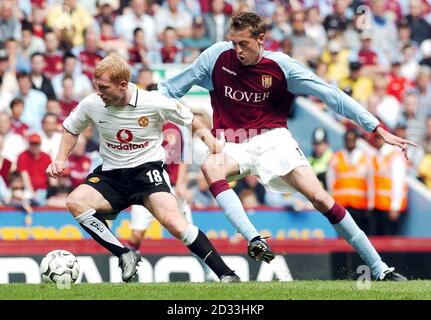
[46,55,239,283]
[158,12,417,280]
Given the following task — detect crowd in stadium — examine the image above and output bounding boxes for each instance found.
[0,0,431,235]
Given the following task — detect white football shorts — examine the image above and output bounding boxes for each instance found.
[130,197,193,231]
[196,128,310,193]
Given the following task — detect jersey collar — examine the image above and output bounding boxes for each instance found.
[127,83,139,108]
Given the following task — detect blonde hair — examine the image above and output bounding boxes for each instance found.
[94,55,131,84]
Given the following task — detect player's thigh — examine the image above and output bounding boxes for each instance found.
[282,165,333,210]
[67,184,113,215]
[144,192,188,238]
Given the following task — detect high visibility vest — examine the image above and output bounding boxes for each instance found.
[331,151,370,210]
[373,151,408,212]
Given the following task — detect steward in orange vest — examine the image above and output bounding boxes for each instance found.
[327,129,374,234]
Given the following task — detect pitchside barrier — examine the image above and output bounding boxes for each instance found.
[2,237,431,283]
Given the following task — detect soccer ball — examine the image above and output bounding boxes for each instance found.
[40,249,80,284]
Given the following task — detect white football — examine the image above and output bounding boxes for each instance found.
[40,249,80,285]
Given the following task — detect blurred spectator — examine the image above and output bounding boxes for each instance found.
[0,112,26,163]
[357,31,378,67]
[82,124,100,154]
[323,0,351,37]
[72,28,104,80]
[135,66,157,90]
[405,0,430,45]
[46,168,73,208]
[238,188,259,209]
[16,132,52,206]
[270,6,291,43]
[422,116,431,155]
[46,0,94,47]
[3,170,36,226]
[279,37,293,56]
[339,61,373,105]
[327,129,374,234]
[400,44,420,81]
[400,91,426,146]
[5,37,31,73]
[308,127,333,189]
[414,66,431,122]
[52,52,92,100]
[155,0,193,39]
[0,49,18,112]
[58,76,79,120]
[16,71,47,132]
[203,0,230,44]
[0,1,21,44]
[290,10,320,63]
[46,98,64,127]
[386,60,412,101]
[68,135,92,189]
[420,39,431,67]
[21,21,46,61]
[373,133,408,235]
[128,27,153,70]
[233,175,266,205]
[9,97,28,137]
[191,171,217,208]
[40,112,62,161]
[368,0,398,66]
[371,76,402,131]
[29,5,50,39]
[304,6,327,50]
[114,0,157,49]
[343,11,364,52]
[158,27,183,63]
[418,116,431,188]
[43,30,64,79]
[396,18,415,55]
[181,16,211,63]
[98,18,128,58]
[393,120,422,175]
[264,188,314,211]
[95,0,119,27]
[321,39,349,84]
[0,134,12,186]
[30,52,57,99]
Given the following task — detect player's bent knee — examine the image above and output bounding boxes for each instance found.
[162,218,185,239]
[66,194,81,214]
[66,191,93,215]
[201,154,227,175]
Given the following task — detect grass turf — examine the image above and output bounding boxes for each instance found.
[1,281,431,300]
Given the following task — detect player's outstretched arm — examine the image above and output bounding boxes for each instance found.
[46,129,79,178]
[191,116,225,154]
[375,125,418,160]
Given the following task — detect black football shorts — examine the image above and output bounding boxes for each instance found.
[84,161,171,214]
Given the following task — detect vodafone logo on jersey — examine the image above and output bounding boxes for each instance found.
[116,129,133,144]
[107,129,149,151]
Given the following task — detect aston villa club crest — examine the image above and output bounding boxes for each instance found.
[138,116,149,127]
[262,75,272,88]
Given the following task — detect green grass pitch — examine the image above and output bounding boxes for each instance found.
[1,281,431,300]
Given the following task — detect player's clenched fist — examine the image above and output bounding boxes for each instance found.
[46,160,67,178]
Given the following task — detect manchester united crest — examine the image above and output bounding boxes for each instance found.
[262,75,272,88]
[88,177,100,183]
[138,116,149,127]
